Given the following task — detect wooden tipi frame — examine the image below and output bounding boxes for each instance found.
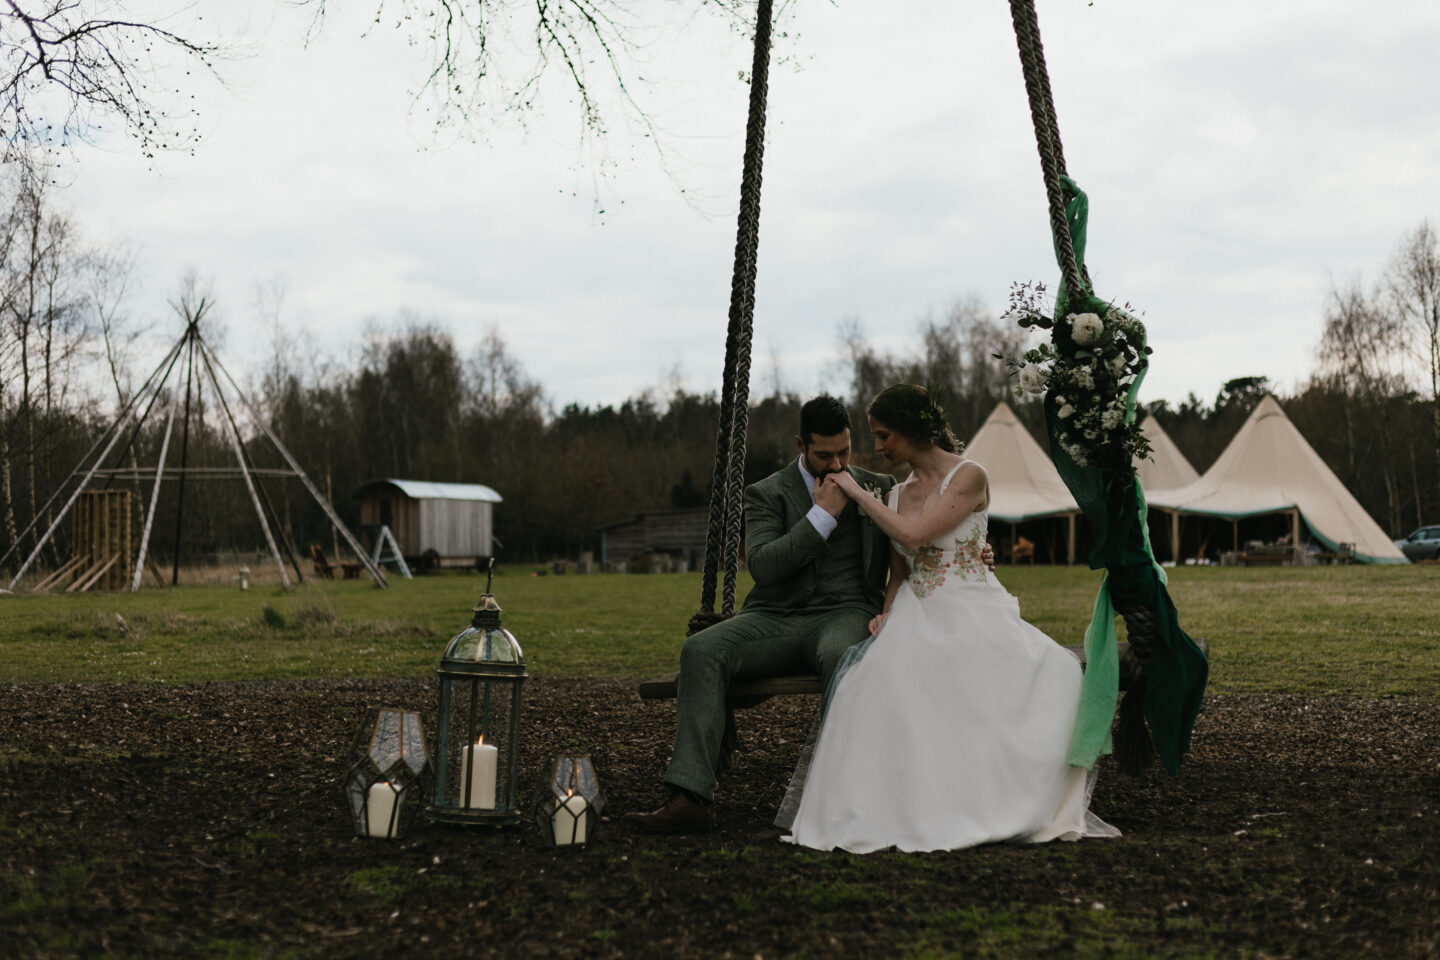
[1,302,387,592]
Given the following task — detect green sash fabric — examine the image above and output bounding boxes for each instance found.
[1048,177,1209,775]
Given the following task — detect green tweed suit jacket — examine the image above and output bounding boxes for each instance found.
[741,461,897,613]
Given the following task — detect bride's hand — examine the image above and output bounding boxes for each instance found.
[825,471,863,499]
[868,612,887,635]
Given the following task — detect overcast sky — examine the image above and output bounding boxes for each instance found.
[55,0,1440,412]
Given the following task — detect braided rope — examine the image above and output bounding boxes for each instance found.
[1011,1,1161,774]
[694,317,741,626]
[1008,0,1085,303]
[719,0,773,617]
[690,0,774,631]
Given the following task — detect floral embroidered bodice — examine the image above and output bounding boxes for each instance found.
[890,462,990,598]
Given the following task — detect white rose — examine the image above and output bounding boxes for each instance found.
[1057,403,1075,420]
[1071,312,1104,346]
[1018,363,1049,396]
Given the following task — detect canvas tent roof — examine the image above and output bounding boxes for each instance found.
[1146,396,1406,564]
[964,402,1078,523]
[1136,415,1200,494]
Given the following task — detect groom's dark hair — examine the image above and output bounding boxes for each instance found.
[799,395,851,445]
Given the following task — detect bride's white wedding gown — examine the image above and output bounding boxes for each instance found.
[783,462,1119,853]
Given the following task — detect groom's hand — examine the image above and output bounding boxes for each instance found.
[981,542,996,572]
[814,473,848,516]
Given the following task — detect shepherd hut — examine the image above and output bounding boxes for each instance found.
[355,479,503,566]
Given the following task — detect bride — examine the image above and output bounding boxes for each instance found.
[782,384,1118,853]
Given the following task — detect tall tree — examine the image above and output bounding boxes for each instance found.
[1385,221,1440,510]
[1315,280,1404,464]
[837,297,1032,467]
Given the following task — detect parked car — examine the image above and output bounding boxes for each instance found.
[1394,525,1440,561]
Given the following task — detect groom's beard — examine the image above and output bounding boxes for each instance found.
[803,456,848,478]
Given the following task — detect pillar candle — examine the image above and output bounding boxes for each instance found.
[461,739,498,809]
[552,792,589,845]
[366,781,401,838]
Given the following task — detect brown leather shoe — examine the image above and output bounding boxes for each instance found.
[624,791,715,834]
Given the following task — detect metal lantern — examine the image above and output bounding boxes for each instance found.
[343,707,433,839]
[429,576,527,826]
[532,756,605,846]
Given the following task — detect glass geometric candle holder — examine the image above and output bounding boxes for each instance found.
[343,707,433,839]
[532,756,604,846]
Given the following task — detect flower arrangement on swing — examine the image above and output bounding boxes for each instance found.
[1000,279,1154,475]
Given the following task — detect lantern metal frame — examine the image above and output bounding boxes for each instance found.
[342,707,433,839]
[429,583,527,826]
[532,755,605,846]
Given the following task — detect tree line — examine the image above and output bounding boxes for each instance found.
[1,177,1437,574]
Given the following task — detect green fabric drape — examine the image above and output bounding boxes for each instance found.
[1048,177,1209,775]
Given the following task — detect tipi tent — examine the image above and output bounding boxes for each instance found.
[1146,395,1407,564]
[1136,415,1200,494]
[965,402,1080,563]
[1,308,389,592]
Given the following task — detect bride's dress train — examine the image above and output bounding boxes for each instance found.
[782,463,1119,853]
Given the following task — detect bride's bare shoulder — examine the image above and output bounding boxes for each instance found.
[947,459,988,495]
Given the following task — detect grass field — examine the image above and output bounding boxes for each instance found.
[2,563,1437,696]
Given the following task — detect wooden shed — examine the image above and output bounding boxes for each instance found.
[355,479,502,563]
[599,508,711,571]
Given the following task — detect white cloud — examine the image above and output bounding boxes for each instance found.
[51,0,1440,412]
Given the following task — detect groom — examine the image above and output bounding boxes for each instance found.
[626,395,901,834]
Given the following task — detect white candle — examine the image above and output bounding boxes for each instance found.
[461,738,498,809]
[366,781,401,838]
[552,792,589,845]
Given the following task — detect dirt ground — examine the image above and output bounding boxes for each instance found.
[2,677,1437,959]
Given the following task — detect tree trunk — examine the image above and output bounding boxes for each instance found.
[0,410,16,559]
[1430,304,1440,512]
[1410,441,1425,531]
[20,185,39,561]
[1382,462,1401,537]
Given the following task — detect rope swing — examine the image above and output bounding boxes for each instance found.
[687,0,1208,776]
[1007,0,1209,775]
[691,0,774,637]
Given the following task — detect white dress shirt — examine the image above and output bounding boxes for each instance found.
[796,456,840,540]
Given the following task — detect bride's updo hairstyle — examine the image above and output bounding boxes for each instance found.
[867,384,960,453]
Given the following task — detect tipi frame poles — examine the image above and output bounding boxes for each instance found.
[170,328,199,586]
[0,332,187,576]
[130,399,178,592]
[197,345,292,590]
[194,341,305,585]
[206,342,389,587]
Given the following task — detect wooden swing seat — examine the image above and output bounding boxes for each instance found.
[637,638,1200,708]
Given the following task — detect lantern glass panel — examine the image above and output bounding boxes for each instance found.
[444,624,520,665]
[429,600,526,826]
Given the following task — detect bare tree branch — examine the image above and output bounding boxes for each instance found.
[302,0,781,188]
[1,1,223,160]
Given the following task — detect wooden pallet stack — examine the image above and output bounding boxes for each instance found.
[33,490,133,594]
